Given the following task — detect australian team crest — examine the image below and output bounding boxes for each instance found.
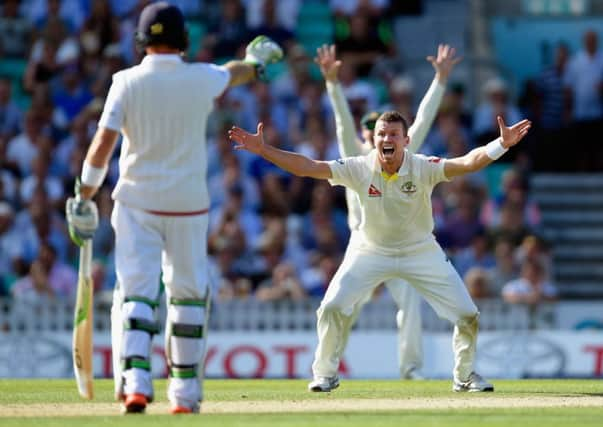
[401,181,417,194]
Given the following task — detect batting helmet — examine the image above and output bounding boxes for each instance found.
[135,2,189,53]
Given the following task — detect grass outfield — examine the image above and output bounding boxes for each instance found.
[0,379,602,426]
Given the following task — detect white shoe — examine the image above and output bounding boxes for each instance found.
[453,372,494,392]
[402,367,424,380]
[308,375,340,392]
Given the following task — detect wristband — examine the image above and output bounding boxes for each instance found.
[81,161,108,187]
[485,138,508,160]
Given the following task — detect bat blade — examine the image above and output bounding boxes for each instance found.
[73,239,94,399]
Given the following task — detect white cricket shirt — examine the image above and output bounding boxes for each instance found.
[98,54,230,212]
[328,150,449,256]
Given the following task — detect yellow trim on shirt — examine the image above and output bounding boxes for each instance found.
[381,171,399,182]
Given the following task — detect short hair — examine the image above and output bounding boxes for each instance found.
[377,111,409,134]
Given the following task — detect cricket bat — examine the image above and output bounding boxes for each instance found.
[73,239,94,399]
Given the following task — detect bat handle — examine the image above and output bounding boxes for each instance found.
[79,239,93,277]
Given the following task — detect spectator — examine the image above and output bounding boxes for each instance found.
[248,0,294,52]
[502,258,557,305]
[334,10,394,78]
[464,267,493,300]
[489,238,519,295]
[473,77,522,150]
[255,262,306,301]
[200,0,249,61]
[300,253,339,298]
[453,228,496,278]
[488,200,532,248]
[563,29,603,170]
[330,0,390,18]
[19,153,63,207]
[0,0,33,58]
[0,77,23,143]
[0,202,23,290]
[6,109,44,177]
[11,241,77,303]
[244,0,300,33]
[79,0,121,58]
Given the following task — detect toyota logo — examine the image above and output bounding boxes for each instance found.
[477,333,566,378]
[0,335,72,378]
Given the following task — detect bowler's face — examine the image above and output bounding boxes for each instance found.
[373,120,409,167]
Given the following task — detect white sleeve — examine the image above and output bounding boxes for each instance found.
[407,79,445,154]
[201,63,231,98]
[326,156,364,191]
[98,72,126,131]
[326,81,363,157]
[416,154,449,187]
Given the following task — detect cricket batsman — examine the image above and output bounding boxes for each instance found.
[65,2,283,414]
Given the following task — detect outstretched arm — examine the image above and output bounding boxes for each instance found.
[228,123,333,179]
[316,44,364,157]
[408,44,462,153]
[444,116,531,178]
[225,35,284,87]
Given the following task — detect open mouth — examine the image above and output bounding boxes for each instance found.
[382,146,395,158]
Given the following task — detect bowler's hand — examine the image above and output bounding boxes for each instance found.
[498,116,532,148]
[315,44,341,82]
[228,123,265,155]
[427,44,462,83]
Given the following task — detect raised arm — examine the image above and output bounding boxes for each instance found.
[316,44,364,157]
[225,35,284,87]
[444,116,531,179]
[228,123,333,179]
[407,44,462,153]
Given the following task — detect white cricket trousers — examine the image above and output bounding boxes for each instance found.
[111,201,209,407]
[312,243,478,383]
[340,278,423,378]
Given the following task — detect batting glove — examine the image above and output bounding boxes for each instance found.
[65,181,99,247]
[244,35,284,81]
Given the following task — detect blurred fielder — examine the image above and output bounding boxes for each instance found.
[65,2,283,414]
[229,114,531,394]
[316,43,460,380]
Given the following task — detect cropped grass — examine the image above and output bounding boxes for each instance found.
[0,379,602,427]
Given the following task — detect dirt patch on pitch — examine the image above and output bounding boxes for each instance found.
[2,396,603,417]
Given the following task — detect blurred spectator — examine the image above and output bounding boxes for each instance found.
[532,43,575,171]
[23,38,60,91]
[488,200,532,248]
[0,0,33,58]
[381,75,415,124]
[453,228,496,278]
[330,0,390,18]
[248,0,295,52]
[5,109,44,177]
[256,262,306,301]
[0,202,23,289]
[243,0,300,33]
[422,101,472,157]
[502,258,557,305]
[436,181,484,253]
[79,0,120,58]
[334,10,394,77]
[464,267,493,300]
[51,64,93,132]
[563,29,603,170]
[11,241,77,303]
[480,168,540,229]
[25,0,85,33]
[300,182,348,254]
[472,77,522,150]
[200,0,249,61]
[300,253,339,297]
[514,235,553,282]
[209,153,260,211]
[0,77,23,142]
[489,238,519,295]
[19,153,63,207]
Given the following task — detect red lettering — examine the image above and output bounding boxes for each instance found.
[204,346,218,368]
[273,346,308,378]
[584,345,603,376]
[94,346,113,378]
[224,346,267,378]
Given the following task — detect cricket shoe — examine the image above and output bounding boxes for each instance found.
[402,367,425,380]
[170,402,200,414]
[122,393,148,414]
[453,372,494,392]
[308,375,340,392]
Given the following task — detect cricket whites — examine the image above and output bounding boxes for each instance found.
[73,239,94,399]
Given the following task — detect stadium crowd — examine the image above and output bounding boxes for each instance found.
[6,0,601,308]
